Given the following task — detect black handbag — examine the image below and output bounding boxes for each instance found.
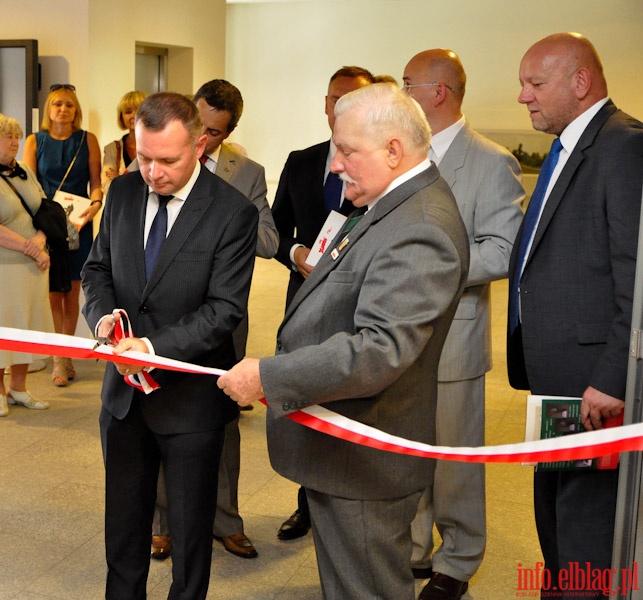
[1,172,71,292]
[1,174,69,250]
[31,198,70,251]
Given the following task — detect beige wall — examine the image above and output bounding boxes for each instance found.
[3,0,226,336]
[4,0,227,151]
[225,0,643,194]
[3,0,643,194]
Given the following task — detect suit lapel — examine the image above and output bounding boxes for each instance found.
[215,145,236,183]
[124,175,149,294]
[527,101,616,262]
[142,171,212,298]
[312,141,330,212]
[436,122,471,189]
[282,166,439,324]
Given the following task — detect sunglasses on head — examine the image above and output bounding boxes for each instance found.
[49,84,76,92]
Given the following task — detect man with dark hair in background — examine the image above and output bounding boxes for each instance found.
[270,65,375,540]
[151,79,278,562]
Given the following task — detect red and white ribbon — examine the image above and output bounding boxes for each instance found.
[1,326,642,464]
[103,309,160,394]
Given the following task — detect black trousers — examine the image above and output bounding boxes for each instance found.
[534,468,619,600]
[100,400,224,600]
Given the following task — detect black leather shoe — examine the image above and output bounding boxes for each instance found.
[277,509,310,540]
[418,572,468,600]
[412,566,434,580]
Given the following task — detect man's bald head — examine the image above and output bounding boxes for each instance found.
[402,48,467,134]
[518,33,608,135]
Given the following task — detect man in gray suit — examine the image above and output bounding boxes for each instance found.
[218,83,469,600]
[152,80,278,561]
[82,92,258,600]
[509,33,643,598]
[402,49,524,599]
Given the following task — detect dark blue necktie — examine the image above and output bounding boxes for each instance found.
[324,171,343,212]
[145,194,171,280]
[509,137,563,333]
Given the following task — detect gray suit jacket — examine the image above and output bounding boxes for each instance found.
[261,166,469,500]
[82,167,259,433]
[436,122,524,381]
[216,143,278,259]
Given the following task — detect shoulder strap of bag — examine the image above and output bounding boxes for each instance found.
[0,173,36,218]
[115,140,122,174]
[55,130,87,195]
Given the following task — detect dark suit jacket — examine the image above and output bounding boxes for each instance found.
[82,167,259,434]
[271,140,354,306]
[262,166,469,500]
[507,101,643,399]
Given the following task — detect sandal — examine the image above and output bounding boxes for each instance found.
[7,388,49,410]
[52,357,68,387]
[65,357,76,381]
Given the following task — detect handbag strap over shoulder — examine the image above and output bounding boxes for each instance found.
[55,130,87,195]
[0,172,36,218]
[115,140,122,174]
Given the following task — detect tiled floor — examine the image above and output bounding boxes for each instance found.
[0,259,542,599]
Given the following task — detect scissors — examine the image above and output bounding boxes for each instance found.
[93,320,117,350]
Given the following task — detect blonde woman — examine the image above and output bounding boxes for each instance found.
[23,84,103,386]
[101,90,146,194]
[0,114,54,415]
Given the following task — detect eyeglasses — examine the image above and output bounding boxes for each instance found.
[402,82,454,93]
[49,84,76,92]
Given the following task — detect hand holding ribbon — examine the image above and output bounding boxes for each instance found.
[217,358,264,407]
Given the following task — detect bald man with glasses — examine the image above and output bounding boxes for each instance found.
[403,48,524,600]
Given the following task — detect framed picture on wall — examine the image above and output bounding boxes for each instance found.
[0,39,39,140]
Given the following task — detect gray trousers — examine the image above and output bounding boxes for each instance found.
[307,487,422,600]
[410,376,486,581]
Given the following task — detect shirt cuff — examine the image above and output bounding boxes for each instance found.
[289,243,305,271]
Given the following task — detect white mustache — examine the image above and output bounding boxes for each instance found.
[338,172,356,185]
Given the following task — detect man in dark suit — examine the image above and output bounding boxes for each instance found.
[272,65,375,307]
[218,83,469,600]
[151,79,278,562]
[82,92,258,600]
[508,33,643,598]
[270,65,374,539]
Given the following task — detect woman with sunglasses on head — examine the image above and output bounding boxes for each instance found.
[101,90,146,195]
[23,84,103,387]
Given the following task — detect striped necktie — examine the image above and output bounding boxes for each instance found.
[145,194,172,280]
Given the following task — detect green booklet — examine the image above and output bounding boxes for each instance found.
[523,395,622,471]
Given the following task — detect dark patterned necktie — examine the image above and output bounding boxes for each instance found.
[336,206,368,239]
[145,194,172,280]
[509,137,563,332]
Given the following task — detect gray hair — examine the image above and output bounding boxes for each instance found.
[334,83,431,155]
[0,114,23,138]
